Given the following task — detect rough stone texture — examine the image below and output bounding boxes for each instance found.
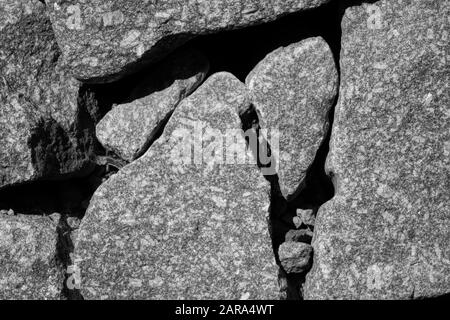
[246,37,338,198]
[279,242,313,274]
[96,48,209,161]
[297,209,315,228]
[0,214,63,299]
[44,0,331,81]
[0,0,96,189]
[76,72,278,299]
[305,0,450,299]
[285,229,313,243]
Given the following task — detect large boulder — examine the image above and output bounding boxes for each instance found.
[0,214,63,299]
[246,37,338,198]
[44,0,331,81]
[75,72,278,299]
[305,1,450,299]
[96,48,209,162]
[0,0,96,189]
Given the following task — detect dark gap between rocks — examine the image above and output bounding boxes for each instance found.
[238,1,342,300]
[0,174,104,300]
[427,293,450,300]
[80,47,209,163]
[0,87,120,299]
[191,1,341,82]
[277,0,377,301]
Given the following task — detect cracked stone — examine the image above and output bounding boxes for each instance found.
[279,241,313,274]
[96,48,209,161]
[304,0,450,300]
[44,0,331,81]
[0,214,63,299]
[75,72,278,299]
[246,36,338,198]
[0,0,97,189]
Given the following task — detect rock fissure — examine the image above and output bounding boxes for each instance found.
[1,0,448,300]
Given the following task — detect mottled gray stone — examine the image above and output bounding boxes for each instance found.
[246,37,338,198]
[76,72,278,299]
[44,0,330,81]
[0,0,96,189]
[285,229,313,243]
[279,242,313,274]
[0,214,63,299]
[67,217,81,230]
[293,216,302,229]
[96,48,209,161]
[305,0,450,299]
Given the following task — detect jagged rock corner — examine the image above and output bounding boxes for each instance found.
[0,0,448,300]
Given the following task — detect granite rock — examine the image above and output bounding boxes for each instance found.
[285,229,313,243]
[278,242,313,274]
[304,0,450,299]
[75,72,278,299]
[297,209,315,228]
[96,48,209,161]
[0,0,96,189]
[0,214,63,299]
[246,37,338,198]
[44,0,331,81]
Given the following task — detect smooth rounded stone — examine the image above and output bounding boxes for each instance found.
[0,0,96,189]
[0,214,63,299]
[305,0,450,300]
[44,0,331,81]
[278,242,313,274]
[285,229,313,243]
[246,37,338,199]
[96,48,209,161]
[75,72,278,299]
[293,216,302,229]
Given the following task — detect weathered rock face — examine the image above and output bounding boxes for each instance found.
[0,0,96,189]
[76,72,278,299]
[96,48,209,161]
[0,214,63,299]
[246,37,338,198]
[305,1,450,299]
[279,242,313,274]
[44,0,331,81]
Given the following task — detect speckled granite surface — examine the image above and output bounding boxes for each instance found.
[75,72,279,299]
[96,48,209,161]
[0,214,63,299]
[0,0,95,189]
[304,0,450,299]
[246,37,338,198]
[44,0,331,81]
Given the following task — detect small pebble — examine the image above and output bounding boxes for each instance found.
[293,216,302,229]
[67,217,81,230]
[49,212,61,224]
[296,208,315,227]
